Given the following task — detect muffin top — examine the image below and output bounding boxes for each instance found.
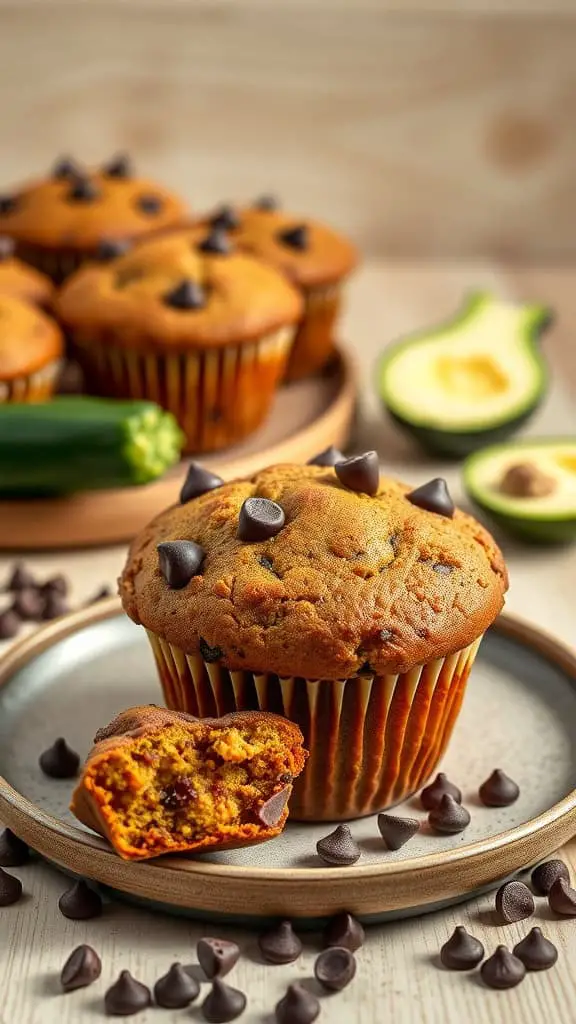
[0,155,187,251]
[0,295,63,379]
[0,237,54,307]
[199,200,358,288]
[56,225,303,351]
[120,459,508,680]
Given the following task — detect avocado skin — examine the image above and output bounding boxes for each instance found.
[387,402,544,460]
[464,502,576,545]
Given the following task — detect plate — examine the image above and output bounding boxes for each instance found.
[0,347,356,550]
[0,600,575,927]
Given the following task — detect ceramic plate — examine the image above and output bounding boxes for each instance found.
[0,600,575,927]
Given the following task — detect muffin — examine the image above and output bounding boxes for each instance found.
[71,705,306,861]
[0,295,63,401]
[201,199,358,381]
[0,154,187,283]
[57,226,303,453]
[0,236,54,308]
[119,456,508,821]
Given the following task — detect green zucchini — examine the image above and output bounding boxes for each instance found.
[0,397,184,496]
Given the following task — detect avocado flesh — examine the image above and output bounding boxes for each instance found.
[378,292,549,458]
[464,439,576,543]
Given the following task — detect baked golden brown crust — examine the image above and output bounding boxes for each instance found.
[56,226,303,351]
[0,168,187,251]
[71,704,307,861]
[0,295,63,378]
[120,463,508,679]
[0,257,54,308]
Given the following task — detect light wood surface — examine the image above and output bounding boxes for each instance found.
[1,260,576,1022]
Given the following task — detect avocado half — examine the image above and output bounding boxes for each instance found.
[377,291,551,459]
[464,438,576,543]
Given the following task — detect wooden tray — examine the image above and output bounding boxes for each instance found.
[1,600,575,927]
[0,348,356,551]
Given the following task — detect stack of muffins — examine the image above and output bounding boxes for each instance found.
[0,156,358,454]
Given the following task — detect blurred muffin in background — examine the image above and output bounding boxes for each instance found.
[0,295,63,402]
[0,154,188,283]
[201,198,358,381]
[56,224,303,452]
[0,236,54,309]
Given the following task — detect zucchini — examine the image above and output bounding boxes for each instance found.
[0,397,184,496]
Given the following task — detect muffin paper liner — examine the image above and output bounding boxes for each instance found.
[0,359,61,402]
[146,631,483,821]
[15,243,89,284]
[71,326,293,453]
[284,282,343,382]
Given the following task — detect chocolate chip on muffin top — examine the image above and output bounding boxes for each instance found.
[120,460,507,680]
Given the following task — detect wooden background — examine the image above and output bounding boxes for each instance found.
[0,1,575,260]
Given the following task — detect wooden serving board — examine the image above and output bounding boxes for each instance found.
[0,348,356,551]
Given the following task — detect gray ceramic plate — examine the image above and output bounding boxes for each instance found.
[0,600,575,927]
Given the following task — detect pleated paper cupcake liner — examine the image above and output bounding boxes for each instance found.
[146,631,483,822]
[284,282,343,382]
[0,359,62,403]
[71,326,293,453]
[15,243,89,284]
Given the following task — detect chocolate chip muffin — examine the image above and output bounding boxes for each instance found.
[71,705,306,861]
[0,294,63,401]
[57,225,303,453]
[0,154,187,283]
[0,236,54,308]
[120,456,508,821]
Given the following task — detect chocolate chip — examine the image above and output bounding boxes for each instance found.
[277,224,309,251]
[324,911,365,952]
[480,946,526,990]
[432,563,454,575]
[42,591,70,621]
[307,445,345,467]
[531,859,569,895]
[317,824,360,866]
[314,946,356,991]
[377,813,420,851]
[495,880,535,923]
[479,769,520,807]
[12,587,44,621]
[52,156,79,180]
[258,921,302,964]
[160,776,197,810]
[197,937,240,979]
[7,561,35,591]
[163,278,206,310]
[420,772,462,811]
[210,205,239,231]
[253,194,279,211]
[548,877,576,916]
[42,573,70,597]
[61,944,102,992]
[513,928,558,971]
[67,176,100,202]
[87,584,113,604]
[258,786,290,827]
[154,962,200,1008]
[407,478,454,518]
[96,239,131,261]
[0,609,20,640]
[0,867,22,906]
[0,828,29,867]
[202,978,247,1022]
[158,540,205,588]
[105,970,151,1015]
[137,194,163,214]
[199,638,224,663]
[102,153,132,179]
[258,555,280,576]
[335,451,380,496]
[198,228,232,255]
[275,983,319,1024]
[180,462,224,504]
[39,737,80,779]
[428,794,470,834]
[440,926,484,970]
[0,195,17,215]
[58,879,103,920]
[238,497,285,542]
[0,235,14,260]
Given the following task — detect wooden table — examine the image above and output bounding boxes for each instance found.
[1,261,576,1024]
